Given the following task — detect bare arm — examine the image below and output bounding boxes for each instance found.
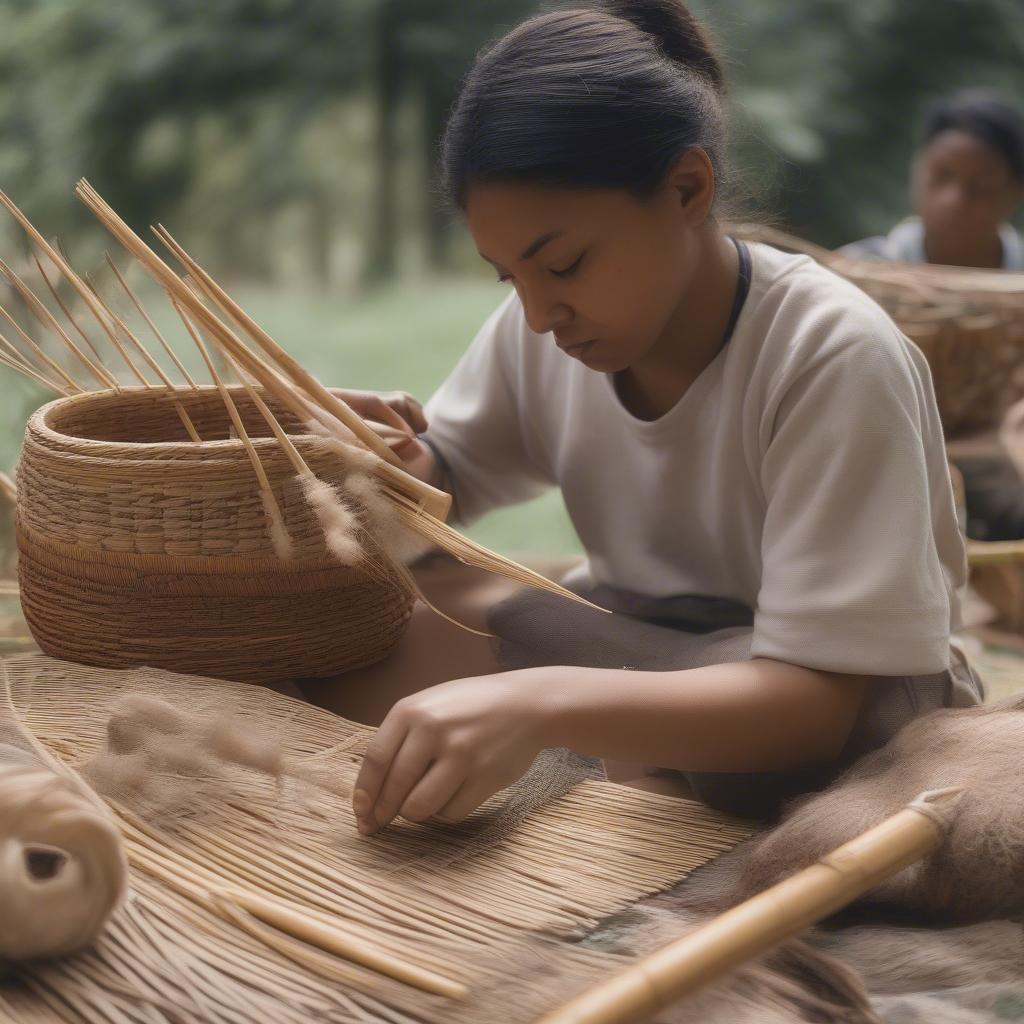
[537,659,868,773]
[352,659,868,833]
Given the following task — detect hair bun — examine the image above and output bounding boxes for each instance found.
[601,0,725,93]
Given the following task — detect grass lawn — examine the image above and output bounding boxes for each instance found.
[0,275,581,559]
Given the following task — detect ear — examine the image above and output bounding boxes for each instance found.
[664,148,716,225]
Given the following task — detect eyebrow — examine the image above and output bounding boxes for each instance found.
[479,228,566,268]
[519,229,565,260]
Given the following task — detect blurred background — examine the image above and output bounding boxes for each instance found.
[0,0,1022,562]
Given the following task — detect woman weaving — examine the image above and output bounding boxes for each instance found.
[322,0,982,829]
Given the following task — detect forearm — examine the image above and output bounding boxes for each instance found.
[536,660,868,773]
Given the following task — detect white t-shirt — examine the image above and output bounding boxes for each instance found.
[424,242,966,677]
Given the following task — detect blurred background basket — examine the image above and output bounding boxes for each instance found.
[15,385,414,685]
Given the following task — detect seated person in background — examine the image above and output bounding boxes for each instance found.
[844,90,1024,543]
[842,90,1023,270]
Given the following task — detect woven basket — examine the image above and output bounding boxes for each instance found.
[15,386,414,684]
[870,295,1024,437]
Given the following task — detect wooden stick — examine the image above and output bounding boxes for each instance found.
[106,254,198,387]
[155,223,452,520]
[0,188,145,389]
[32,253,110,369]
[175,303,304,473]
[0,331,71,395]
[180,312,274,489]
[0,302,83,393]
[83,276,204,442]
[80,275,158,388]
[155,224,401,467]
[0,258,117,389]
[175,302,291,548]
[967,538,1024,567]
[84,278,204,441]
[214,888,469,1001]
[537,789,962,1024]
[222,353,311,479]
[0,350,68,395]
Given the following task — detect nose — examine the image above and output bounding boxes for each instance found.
[935,181,970,215]
[518,283,573,337]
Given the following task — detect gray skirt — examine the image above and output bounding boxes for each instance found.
[488,585,984,820]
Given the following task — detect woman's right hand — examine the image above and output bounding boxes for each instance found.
[329,389,441,486]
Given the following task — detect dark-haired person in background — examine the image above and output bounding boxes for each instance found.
[844,92,1024,545]
[842,91,1024,270]
[322,0,982,829]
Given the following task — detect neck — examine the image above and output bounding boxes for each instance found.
[924,229,1004,269]
[616,228,739,421]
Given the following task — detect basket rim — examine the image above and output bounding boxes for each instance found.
[27,384,311,460]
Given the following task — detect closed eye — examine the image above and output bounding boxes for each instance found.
[551,253,584,278]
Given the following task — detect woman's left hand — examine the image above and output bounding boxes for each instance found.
[352,670,556,835]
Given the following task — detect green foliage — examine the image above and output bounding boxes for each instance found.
[699,0,1024,244]
[0,0,1021,263]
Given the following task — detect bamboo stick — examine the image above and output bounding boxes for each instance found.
[106,254,198,387]
[537,788,963,1024]
[213,889,468,1001]
[0,342,70,395]
[152,223,452,521]
[85,277,203,441]
[0,258,117,389]
[177,304,290,553]
[967,539,1024,566]
[0,189,150,390]
[33,254,110,370]
[0,301,84,393]
[154,226,401,468]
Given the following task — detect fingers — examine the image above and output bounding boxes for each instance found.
[327,389,426,436]
[434,777,497,825]
[367,395,415,436]
[391,391,429,434]
[397,759,468,825]
[352,713,409,832]
[363,731,436,834]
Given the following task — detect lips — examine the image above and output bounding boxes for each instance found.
[556,337,596,358]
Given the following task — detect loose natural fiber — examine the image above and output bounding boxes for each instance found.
[736,224,1024,437]
[0,654,754,1023]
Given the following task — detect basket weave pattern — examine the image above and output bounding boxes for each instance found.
[16,387,414,683]
[869,295,1024,437]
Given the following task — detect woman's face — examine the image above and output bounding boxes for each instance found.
[912,129,1023,251]
[464,176,706,374]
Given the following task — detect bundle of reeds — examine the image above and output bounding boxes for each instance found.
[0,184,594,683]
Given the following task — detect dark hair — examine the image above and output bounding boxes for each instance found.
[441,0,727,209]
[923,90,1024,183]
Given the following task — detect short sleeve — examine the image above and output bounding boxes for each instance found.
[423,295,556,525]
[751,327,956,676]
